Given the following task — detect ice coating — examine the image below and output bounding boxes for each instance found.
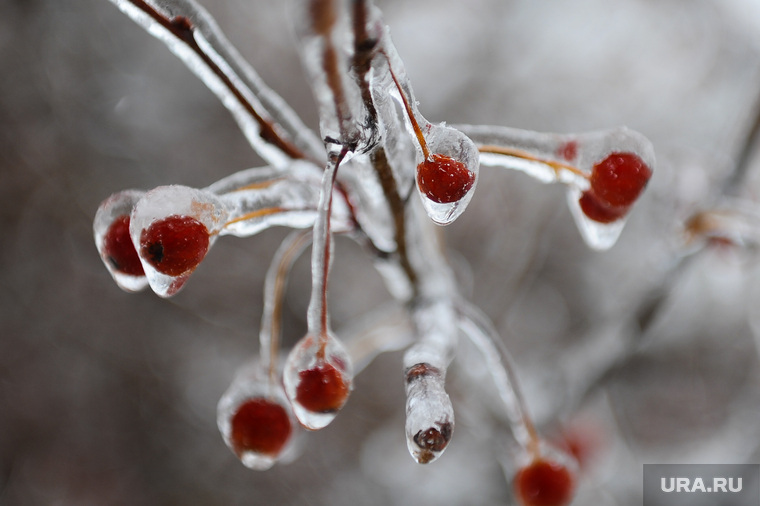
[404,362,454,464]
[206,161,353,238]
[130,185,228,297]
[282,331,353,430]
[683,199,760,251]
[457,302,539,452]
[459,124,655,249]
[218,174,351,237]
[403,299,458,464]
[336,155,398,253]
[217,360,300,470]
[374,35,479,225]
[511,441,579,506]
[292,0,377,158]
[107,0,324,167]
[416,125,480,225]
[93,189,149,293]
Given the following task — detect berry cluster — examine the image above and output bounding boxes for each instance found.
[94,0,665,503]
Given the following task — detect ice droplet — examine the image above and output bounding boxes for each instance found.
[93,189,149,293]
[415,125,480,226]
[217,360,300,470]
[566,186,628,250]
[130,185,228,297]
[283,332,353,430]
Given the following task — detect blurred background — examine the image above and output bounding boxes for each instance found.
[3,0,760,504]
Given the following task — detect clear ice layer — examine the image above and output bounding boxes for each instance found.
[217,359,300,470]
[130,185,228,297]
[93,189,149,293]
[282,332,354,430]
[415,124,480,226]
[461,125,655,249]
[215,161,352,238]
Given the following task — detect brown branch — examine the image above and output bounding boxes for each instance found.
[350,0,418,297]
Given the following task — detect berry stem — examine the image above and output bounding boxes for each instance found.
[457,301,541,457]
[478,144,588,181]
[223,207,289,231]
[307,145,350,358]
[260,230,312,390]
[384,52,431,160]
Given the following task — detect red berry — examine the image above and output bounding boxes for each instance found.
[578,191,628,224]
[295,362,350,413]
[556,141,578,162]
[103,215,145,276]
[230,398,292,457]
[514,459,575,506]
[139,215,209,276]
[589,152,651,209]
[417,154,474,204]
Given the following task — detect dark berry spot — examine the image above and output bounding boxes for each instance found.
[589,152,651,209]
[139,215,209,277]
[413,422,452,453]
[103,215,144,276]
[230,398,292,457]
[514,459,575,506]
[417,154,474,204]
[295,362,350,414]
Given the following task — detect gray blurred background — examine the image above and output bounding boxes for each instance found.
[4,0,760,504]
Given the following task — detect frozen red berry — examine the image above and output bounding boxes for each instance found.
[589,152,651,209]
[103,215,145,276]
[578,191,628,224]
[578,152,651,223]
[514,458,575,506]
[295,362,350,413]
[230,398,292,457]
[139,215,209,276]
[417,154,475,204]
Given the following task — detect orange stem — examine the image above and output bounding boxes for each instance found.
[478,144,588,180]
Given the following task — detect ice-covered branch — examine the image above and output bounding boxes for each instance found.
[106,0,324,167]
